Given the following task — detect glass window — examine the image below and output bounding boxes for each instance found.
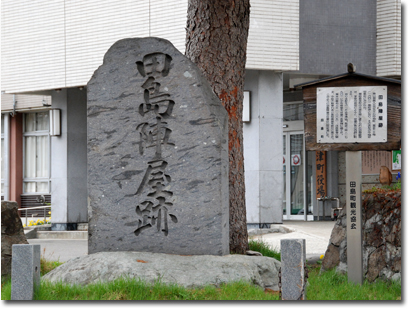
[23,112,50,193]
[283,102,303,121]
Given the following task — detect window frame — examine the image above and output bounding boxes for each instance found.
[22,112,51,194]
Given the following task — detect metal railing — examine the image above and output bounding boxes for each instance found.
[316,197,341,220]
[18,205,51,227]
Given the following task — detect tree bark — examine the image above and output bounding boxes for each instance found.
[185,0,250,254]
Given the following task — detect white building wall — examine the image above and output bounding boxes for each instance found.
[1,0,299,94]
[247,0,299,71]
[150,0,187,51]
[244,70,283,225]
[1,0,66,93]
[64,0,150,88]
[376,0,401,77]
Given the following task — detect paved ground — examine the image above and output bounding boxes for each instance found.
[250,220,336,263]
[28,239,88,262]
[28,220,335,263]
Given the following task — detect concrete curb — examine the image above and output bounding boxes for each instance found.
[24,226,52,239]
[36,231,87,240]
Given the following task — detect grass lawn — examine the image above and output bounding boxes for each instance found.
[1,241,401,300]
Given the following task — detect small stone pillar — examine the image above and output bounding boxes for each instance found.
[11,244,41,300]
[280,239,307,300]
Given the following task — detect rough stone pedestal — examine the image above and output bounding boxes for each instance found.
[11,244,41,300]
[43,252,281,291]
[87,37,229,256]
[1,201,29,278]
[280,239,307,300]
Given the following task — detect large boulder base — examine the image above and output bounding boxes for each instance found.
[43,252,281,291]
[1,201,29,277]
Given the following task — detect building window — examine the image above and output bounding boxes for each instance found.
[283,101,304,121]
[23,112,50,193]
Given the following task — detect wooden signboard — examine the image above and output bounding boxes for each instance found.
[301,74,401,152]
[298,72,401,285]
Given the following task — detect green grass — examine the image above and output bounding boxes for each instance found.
[1,240,401,300]
[40,258,64,276]
[306,267,401,300]
[248,239,281,261]
[1,277,279,300]
[1,277,12,300]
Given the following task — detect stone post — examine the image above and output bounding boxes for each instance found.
[280,239,307,300]
[11,244,41,300]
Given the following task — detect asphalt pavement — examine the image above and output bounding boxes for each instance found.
[28,220,335,263]
[28,239,88,262]
[249,220,336,263]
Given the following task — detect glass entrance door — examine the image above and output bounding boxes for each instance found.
[283,131,313,220]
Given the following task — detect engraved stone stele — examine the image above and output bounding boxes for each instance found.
[280,239,307,300]
[87,37,229,256]
[11,244,41,300]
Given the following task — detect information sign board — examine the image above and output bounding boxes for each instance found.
[317,86,387,144]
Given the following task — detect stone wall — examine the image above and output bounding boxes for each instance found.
[321,190,401,282]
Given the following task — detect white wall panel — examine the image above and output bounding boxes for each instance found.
[149,0,187,53]
[1,94,51,112]
[65,0,150,87]
[1,0,66,93]
[247,0,299,71]
[2,0,300,94]
[376,0,401,77]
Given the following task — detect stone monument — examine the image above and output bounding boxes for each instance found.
[87,37,229,255]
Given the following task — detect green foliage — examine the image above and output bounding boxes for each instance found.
[1,265,401,300]
[307,267,401,300]
[363,180,401,193]
[363,186,380,193]
[1,243,401,300]
[2,278,279,300]
[40,258,63,276]
[1,277,12,300]
[248,239,281,261]
[391,180,401,190]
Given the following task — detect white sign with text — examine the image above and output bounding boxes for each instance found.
[317,86,387,143]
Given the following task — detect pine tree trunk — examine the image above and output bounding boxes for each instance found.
[185,0,250,254]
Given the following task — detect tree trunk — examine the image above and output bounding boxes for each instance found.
[185,0,250,254]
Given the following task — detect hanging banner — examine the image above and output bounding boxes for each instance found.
[315,151,327,198]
